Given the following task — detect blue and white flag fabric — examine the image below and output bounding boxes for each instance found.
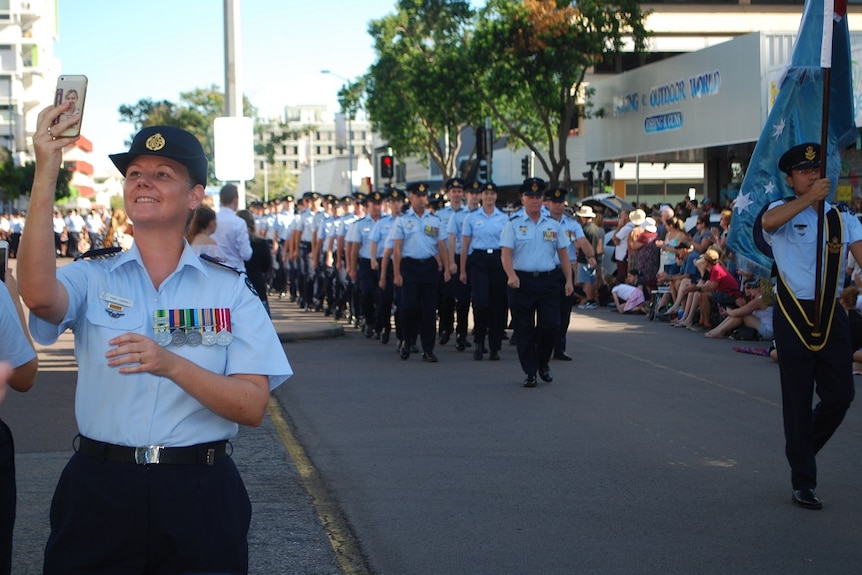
[727,0,855,278]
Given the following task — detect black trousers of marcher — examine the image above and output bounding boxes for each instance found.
[0,420,15,575]
[509,270,562,377]
[468,250,507,353]
[401,257,439,354]
[774,301,855,490]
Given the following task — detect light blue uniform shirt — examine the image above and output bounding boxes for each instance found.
[29,243,293,448]
[369,214,395,259]
[462,207,508,252]
[436,204,464,237]
[392,209,444,259]
[764,200,862,299]
[500,213,570,272]
[346,214,380,259]
[557,215,585,264]
[0,285,36,368]
[447,207,476,255]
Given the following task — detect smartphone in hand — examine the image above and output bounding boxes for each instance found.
[52,75,87,137]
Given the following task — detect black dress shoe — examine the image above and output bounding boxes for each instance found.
[380,331,390,344]
[489,350,500,361]
[509,336,517,346]
[792,488,822,510]
[523,374,537,388]
[410,345,419,353]
[473,348,483,361]
[422,352,438,363]
[439,332,450,345]
[538,366,553,382]
[454,338,465,351]
[553,351,573,361]
[399,346,410,360]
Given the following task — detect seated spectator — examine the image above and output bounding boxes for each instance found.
[611,269,648,314]
[675,248,741,332]
[704,279,773,340]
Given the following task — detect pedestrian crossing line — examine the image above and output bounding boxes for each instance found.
[266,396,370,575]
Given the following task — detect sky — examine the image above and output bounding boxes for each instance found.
[54,0,399,169]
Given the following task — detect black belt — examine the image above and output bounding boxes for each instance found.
[475,249,500,255]
[404,257,435,263]
[516,269,557,278]
[75,435,229,466]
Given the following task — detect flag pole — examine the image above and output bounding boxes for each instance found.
[813,65,830,337]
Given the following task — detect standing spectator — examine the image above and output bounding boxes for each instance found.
[51,209,66,257]
[85,209,105,253]
[0,268,38,575]
[185,206,225,260]
[614,208,643,281]
[19,115,292,573]
[237,209,273,317]
[574,205,603,311]
[501,178,574,387]
[629,216,661,290]
[64,208,86,259]
[211,183,252,272]
[104,208,134,250]
[8,212,23,259]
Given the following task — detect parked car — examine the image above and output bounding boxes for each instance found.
[576,193,635,231]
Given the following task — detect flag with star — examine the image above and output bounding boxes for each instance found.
[727,0,855,278]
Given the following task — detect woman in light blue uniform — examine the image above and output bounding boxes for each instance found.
[19,112,292,574]
[461,182,509,360]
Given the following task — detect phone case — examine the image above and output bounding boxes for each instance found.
[53,75,88,137]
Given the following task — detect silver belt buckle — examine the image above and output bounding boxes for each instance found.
[135,445,164,465]
[486,249,494,254]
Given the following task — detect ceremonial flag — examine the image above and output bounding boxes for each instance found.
[727,0,855,278]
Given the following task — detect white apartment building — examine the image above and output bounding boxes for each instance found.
[255,104,375,198]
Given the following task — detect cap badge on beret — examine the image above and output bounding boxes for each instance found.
[804,146,817,162]
[531,183,539,192]
[145,133,166,152]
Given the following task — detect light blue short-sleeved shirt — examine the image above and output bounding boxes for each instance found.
[29,243,293,448]
[369,214,395,259]
[392,209,444,259]
[764,200,862,299]
[558,215,585,264]
[500,213,570,272]
[0,285,36,368]
[462,208,508,252]
[346,214,380,259]
[447,207,476,255]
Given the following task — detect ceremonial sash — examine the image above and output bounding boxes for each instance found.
[775,207,843,351]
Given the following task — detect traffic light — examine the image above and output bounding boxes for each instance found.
[603,170,612,186]
[478,161,488,181]
[582,170,594,187]
[380,155,394,179]
[521,155,530,177]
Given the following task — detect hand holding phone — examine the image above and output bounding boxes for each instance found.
[52,75,87,137]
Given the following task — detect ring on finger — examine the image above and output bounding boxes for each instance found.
[47,126,53,136]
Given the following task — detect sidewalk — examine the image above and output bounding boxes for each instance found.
[267,295,346,342]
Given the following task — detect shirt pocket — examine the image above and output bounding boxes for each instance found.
[787,223,816,246]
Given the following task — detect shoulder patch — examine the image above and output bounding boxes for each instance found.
[75,247,122,261]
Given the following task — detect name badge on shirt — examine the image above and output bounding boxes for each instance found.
[100,292,134,318]
[543,229,557,242]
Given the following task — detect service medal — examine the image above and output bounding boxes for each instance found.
[156,328,172,347]
[216,329,233,346]
[186,330,203,347]
[171,329,188,347]
[201,328,217,346]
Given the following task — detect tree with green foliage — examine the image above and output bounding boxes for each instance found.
[363,0,485,180]
[0,148,72,202]
[118,86,256,185]
[470,0,650,186]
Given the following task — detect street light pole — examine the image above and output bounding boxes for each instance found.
[321,69,353,195]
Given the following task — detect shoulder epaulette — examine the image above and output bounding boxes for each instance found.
[200,254,242,275]
[199,254,259,296]
[75,247,122,261]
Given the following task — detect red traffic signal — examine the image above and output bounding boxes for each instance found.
[380,155,394,179]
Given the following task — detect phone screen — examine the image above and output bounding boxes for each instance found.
[53,75,87,137]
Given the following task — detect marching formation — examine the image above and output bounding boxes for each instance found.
[253,177,596,387]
